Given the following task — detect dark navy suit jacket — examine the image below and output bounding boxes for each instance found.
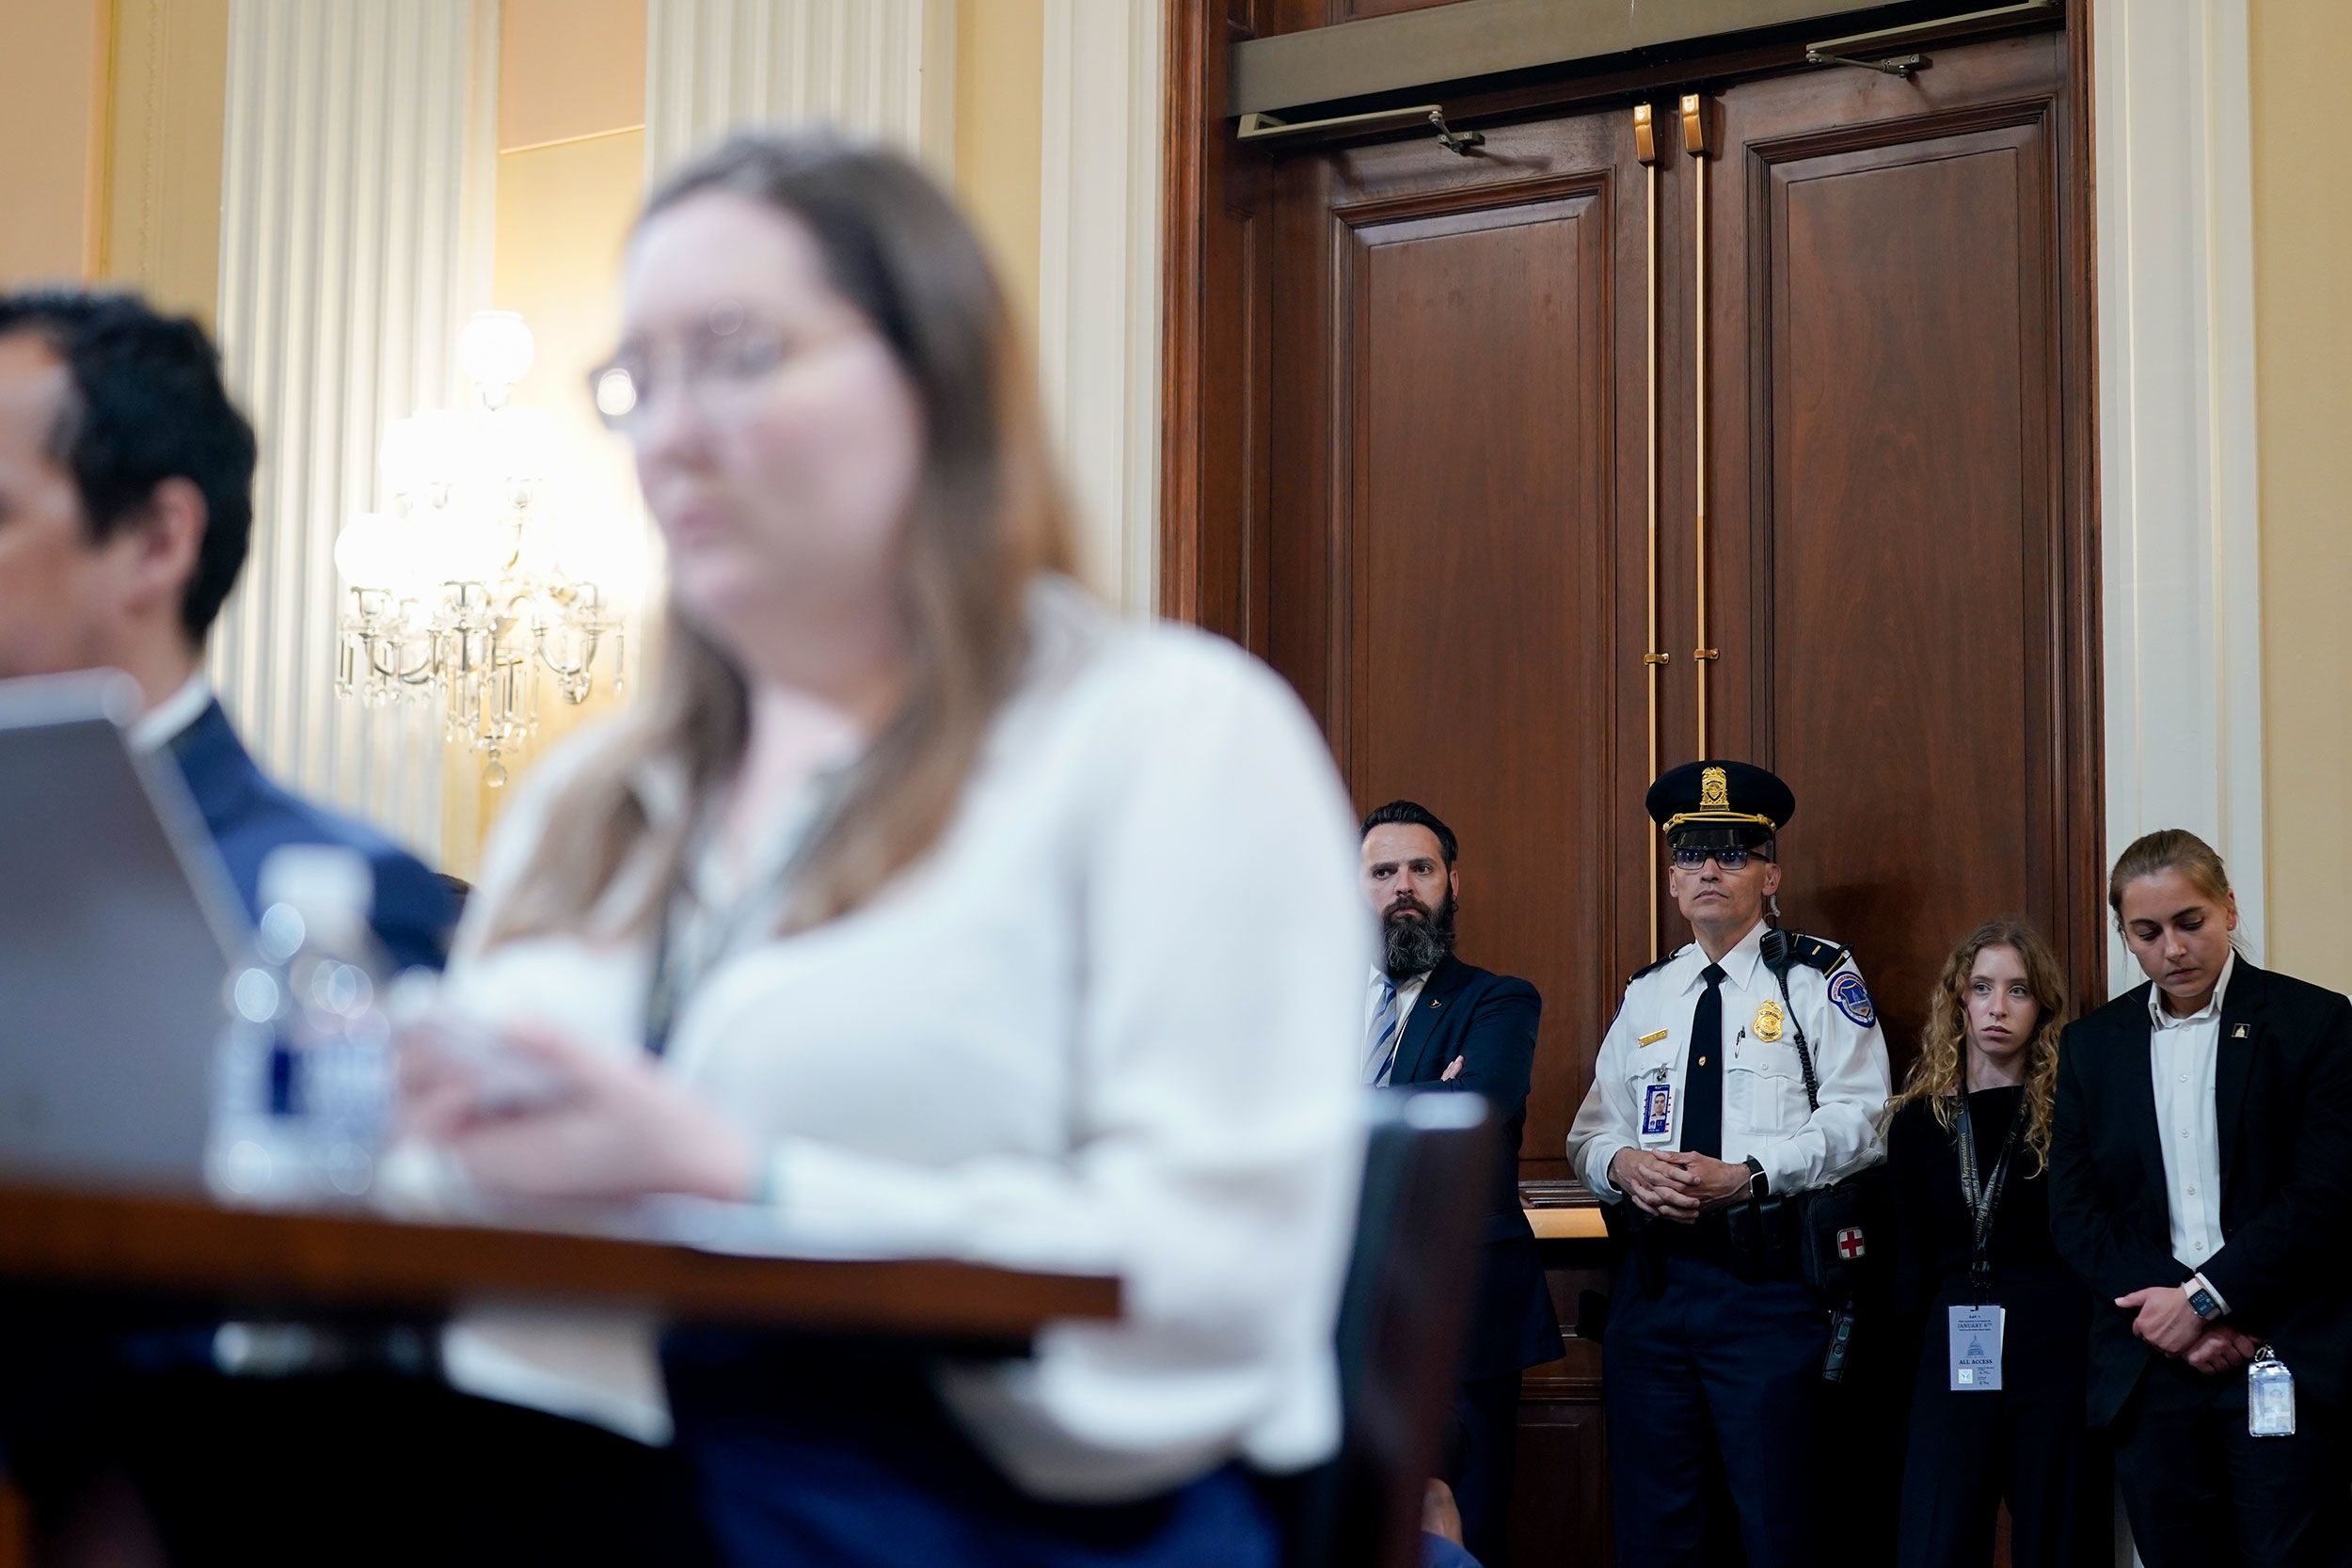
[167,700,453,973]
[1386,954,1565,1378]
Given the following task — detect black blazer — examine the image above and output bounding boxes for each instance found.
[2048,960,2352,1426]
[1386,955,1565,1377]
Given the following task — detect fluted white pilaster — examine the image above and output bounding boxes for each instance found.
[209,0,495,861]
[644,0,955,182]
[2096,0,2265,991]
[1038,0,1162,612]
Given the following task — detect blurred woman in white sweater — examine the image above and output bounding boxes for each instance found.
[404,130,1369,1568]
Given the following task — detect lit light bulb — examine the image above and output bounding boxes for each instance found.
[381,410,471,501]
[334,513,402,591]
[458,310,534,407]
[553,513,649,604]
[336,513,445,600]
[411,512,514,589]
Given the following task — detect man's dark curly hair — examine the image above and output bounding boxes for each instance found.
[0,289,257,643]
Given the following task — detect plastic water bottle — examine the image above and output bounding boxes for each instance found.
[206,845,393,1204]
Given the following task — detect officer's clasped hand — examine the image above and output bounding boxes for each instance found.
[1610,1148,1752,1224]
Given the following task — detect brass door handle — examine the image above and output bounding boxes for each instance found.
[1683,93,1715,758]
[1635,103,1669,958]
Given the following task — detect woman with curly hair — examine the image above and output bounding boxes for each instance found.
[1885,919,2105,1568]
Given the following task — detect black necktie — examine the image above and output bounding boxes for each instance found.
[1681,963,1728,1159]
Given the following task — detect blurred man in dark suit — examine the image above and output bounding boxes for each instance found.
[0,289,451,961]
[1361,800,1563,1568]
[0,292,695,1567]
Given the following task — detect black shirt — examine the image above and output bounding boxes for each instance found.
[1888,1086,2091,1362]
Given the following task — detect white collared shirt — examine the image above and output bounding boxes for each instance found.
[2149,952,2235,1272]
[128,672,212,752]
[1364,965,1432,1086]
[1568,918,1891,1199]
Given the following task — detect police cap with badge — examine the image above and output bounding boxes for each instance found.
[1648,758,1794,862]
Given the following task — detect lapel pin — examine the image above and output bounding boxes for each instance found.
[1428,999,1442,1010]
[2232,1023,2249,1039]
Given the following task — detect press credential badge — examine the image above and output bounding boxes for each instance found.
[1947,1304,2004,1391]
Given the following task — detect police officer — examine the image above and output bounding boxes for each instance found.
[1568,761,1892,1568]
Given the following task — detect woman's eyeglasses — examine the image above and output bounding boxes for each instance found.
[586,306,862,437]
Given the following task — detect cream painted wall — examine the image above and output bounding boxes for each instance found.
[442,3,654,878]
[103,0,230,324]
[440,127,650,876]
[0,0,109,285]
[954,0,1044,331]
[501,0,646,150]
[2250,0,2352,994]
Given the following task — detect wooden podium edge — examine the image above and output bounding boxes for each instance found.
[0,1181,1120,1338]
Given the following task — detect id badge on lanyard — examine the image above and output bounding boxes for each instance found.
[1638,1057,1676,1148]
[2250,1347,2298,1437]
[1948,1304,2005,1390]
[1949,1085,2024,1391]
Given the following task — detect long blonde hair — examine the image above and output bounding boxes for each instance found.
[485,132,1077,945]
[1883,919,2070,1172]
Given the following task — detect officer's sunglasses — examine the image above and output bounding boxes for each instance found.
[1669,845,1768,872]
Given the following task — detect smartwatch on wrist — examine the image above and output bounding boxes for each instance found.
[1742,1156,1768,1201]
[2186,1276,2225,1323]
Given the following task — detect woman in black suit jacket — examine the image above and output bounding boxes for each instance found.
[2048,830,2352,1568]
[1886,918,2105,1568]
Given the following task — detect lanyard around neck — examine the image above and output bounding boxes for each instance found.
[1953,1068,2026,1305]
[643,766,851,1057]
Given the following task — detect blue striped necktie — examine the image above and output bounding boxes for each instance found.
[1365,974,1405,1085]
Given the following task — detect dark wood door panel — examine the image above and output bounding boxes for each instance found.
[1707,30,2096,1078]
[1263,121,1644,1177]
[1337,183,1616,1178]
[1762,126,2054,1065]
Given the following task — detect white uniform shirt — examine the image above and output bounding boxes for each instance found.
[2149,952,2235,1274]
[423,577,1373,1501]
[1567,919,1891,1199]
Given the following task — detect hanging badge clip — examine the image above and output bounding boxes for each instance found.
[2250,1346,2297,1438]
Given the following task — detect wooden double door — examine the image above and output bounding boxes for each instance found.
[1179,24,2101,1181]
[1167,16,2099,1562]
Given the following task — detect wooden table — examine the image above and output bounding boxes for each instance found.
[0,1179,1120,1347]
[0,1180,1120,1566]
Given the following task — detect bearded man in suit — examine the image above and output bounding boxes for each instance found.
[1360,800,1563,1568]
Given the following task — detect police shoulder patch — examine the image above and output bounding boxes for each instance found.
[1827,965,1876,1028]
[1629,944,1687,984]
